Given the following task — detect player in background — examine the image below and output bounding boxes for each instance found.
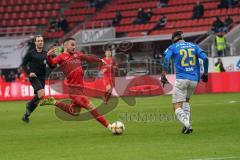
[40,38,112,131]
[162,31,209,134]
[21,35,50,123]
[101,48,116,104]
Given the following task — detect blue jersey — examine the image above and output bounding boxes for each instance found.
[163,41,208,82]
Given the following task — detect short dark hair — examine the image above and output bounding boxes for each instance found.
[34,35,44,42]
[63,37,76,44]
[171,30,183,43]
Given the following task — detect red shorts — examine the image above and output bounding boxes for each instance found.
[103,77,115,87]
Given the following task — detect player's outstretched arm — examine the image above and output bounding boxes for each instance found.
[79,54,103,64]
[46,48,62,65]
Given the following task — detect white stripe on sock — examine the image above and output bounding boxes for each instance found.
[175,108,190,128]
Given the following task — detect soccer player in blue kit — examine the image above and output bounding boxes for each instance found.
[162,31,209,134]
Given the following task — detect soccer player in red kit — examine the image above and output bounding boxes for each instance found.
[40,38,112,130]
[101,48,116,104]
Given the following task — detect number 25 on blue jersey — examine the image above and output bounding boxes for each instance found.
[179,48,196,67]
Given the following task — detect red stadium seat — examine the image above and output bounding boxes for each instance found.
[0,7,4,13]
[28,5,34,11]
[6,6,13,13]
[35,11,41,18]
[27,12,34,19]
[32,19,39,25]
[25,19,31,26]
[40,18,48,25]
[19,12,26,19]
[43,11,49,18]
[24,0,31,5]
[46,4,52,10]
[50,11,58,17]
[53,4,60,10]
[3,13,10,20]
[38,4,44,11]
[39,0,46,3]
[32,0,38,4]
[9,20,15,27]
[0,1,7,6]
[11,13,17,19]
[22,5,28,12]
[1,20,7,27]
[16,19,23,26]
[15,0,22,5]
[14,5,21,12]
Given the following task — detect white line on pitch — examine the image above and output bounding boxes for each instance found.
[189,156,238,160]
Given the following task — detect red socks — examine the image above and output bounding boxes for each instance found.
[55,101,76,116]
[90,109,109,128]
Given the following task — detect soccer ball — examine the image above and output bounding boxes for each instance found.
[111,121,125,135]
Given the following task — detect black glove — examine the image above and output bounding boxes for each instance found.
[161,74,169,87]
[201,73,208,82]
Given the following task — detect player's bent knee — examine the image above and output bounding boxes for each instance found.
[73,96,90,109]
[86,103,95,110]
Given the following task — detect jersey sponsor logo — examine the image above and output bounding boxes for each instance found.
[185,67,194,72]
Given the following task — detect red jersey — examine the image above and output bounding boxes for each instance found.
[101,57,116,79]
[47,51,102,85]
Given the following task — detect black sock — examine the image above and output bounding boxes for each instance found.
[25,95,40,116]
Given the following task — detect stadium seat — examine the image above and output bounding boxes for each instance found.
[40,18,48,25]
[25,19,31,26]
[1,20,7,27]
[19,13,26,19]
[27,12,34,19]
[32,0,38,4]
[16,19,23,26]
[38,4,44,11]
[50,11,58,17]
[32,18,39,25]
[14,6,21,12]
[35,11,41,18]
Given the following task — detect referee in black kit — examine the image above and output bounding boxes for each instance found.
[21,35,51,123]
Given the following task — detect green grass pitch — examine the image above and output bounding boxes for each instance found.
[0,93,240,160]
